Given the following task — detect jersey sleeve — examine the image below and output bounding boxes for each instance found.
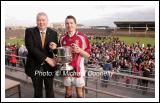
[84,35,92,55]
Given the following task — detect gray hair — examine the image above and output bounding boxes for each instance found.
[36,12,48,21]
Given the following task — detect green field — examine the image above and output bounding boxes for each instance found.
[5,38,24,45]
[5,36,155,47]
[118,36,155,46]
[90,36,155,47]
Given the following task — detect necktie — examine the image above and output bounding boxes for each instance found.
[41,32,45,48]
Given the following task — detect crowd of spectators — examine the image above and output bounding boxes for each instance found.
[87,37,155,91]
[5,43,28,67]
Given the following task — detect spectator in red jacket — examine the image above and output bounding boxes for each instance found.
[9,51,16,67]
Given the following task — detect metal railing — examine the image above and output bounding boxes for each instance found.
[86,68,155,82]
[52,78,129,98]
[5,55,155,98]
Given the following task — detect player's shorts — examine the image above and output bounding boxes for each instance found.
[63,76,85,87]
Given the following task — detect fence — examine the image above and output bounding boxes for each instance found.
[5,55,155,98]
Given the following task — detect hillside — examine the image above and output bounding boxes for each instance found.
[5,29,25,39]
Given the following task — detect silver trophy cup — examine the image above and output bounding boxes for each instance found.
[56,46,73,71]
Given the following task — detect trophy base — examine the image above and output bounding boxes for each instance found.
[60,63,73,71]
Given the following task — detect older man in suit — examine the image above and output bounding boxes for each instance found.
[25,12,58,98]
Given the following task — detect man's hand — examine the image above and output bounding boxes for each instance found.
[49,42,57,50]
[45,57,57,67]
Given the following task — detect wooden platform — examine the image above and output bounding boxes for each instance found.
[5,78,21,98]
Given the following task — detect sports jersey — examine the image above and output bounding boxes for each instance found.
[60,31,91,77]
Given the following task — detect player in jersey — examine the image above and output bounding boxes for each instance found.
[60,15,91,98]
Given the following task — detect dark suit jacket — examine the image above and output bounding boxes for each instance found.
[25,27,58,77]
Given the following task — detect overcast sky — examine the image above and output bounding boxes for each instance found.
[3,1,157,27]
